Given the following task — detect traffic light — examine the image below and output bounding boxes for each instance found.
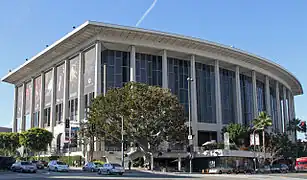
[65,119,70,128]
[123,141,128,151]
[186,145,193,153]
[300,121,306,132]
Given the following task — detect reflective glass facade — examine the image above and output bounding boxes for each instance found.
[257,80,266,114]
[168,57,190,115]
[136,53,162,86]
[102,50,130,90]
[240,74,253,126]
[270,87,278,131]
[196,63,215,123]
[220,68,235,124]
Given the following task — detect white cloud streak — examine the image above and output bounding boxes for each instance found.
[136,0,158,27]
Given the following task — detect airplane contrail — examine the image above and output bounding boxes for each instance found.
[136,0,158,27]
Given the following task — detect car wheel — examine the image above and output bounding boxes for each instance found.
[82,167,85,171]
[219,170,222,174]
[33,171,37,173]
[55,167,58,172]
[98,170,101,175]
[227,170,231,174]
[119,172,123,175]
[91,168,94,172]
[107,170,111,175]
[11,167,16,172]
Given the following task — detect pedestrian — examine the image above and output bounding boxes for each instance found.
[128,160,132,170]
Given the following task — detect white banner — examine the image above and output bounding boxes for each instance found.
[250,133,260,145]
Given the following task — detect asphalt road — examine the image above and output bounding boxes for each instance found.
[2,169,307,180]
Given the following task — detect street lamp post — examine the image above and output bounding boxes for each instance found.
[187,77,193,174]
[121,116,124,168]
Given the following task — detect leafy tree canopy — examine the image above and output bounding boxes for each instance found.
[0,132,20,155]
[19,128,53,153]
[221,123,249,147]
[87,82,188,152]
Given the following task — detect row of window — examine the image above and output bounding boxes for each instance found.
[17,49,292,130]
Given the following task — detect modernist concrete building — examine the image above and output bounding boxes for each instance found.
[2,21,303,154]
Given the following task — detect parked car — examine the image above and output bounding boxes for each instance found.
[82,162,103,172]
[31,160,44,169]
[48,160,69,172]
[208,167,233,174]
[233,166,255,174]
[256,165,271,174]
[98,163,125,175]
[270,164,289,173]
[11,161,37,173]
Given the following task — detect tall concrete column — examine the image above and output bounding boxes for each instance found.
[39,72,45,128]
[287,91,293,121]
[12,86,18,132]
[190,55,198,145]
[275,82,282,132]
[162,50,168,88]
[50,67,57,133]
[178,157,182,171]
[235,66,242,124]
[252,71,258,118]
[30,78,35,128]
[78,52,85,124]
[95,41,102,97]
[215,60,222,140]
[265,76,271,115]
[130,45,136,82]
[20,83,26,131]
[282,86,288,133]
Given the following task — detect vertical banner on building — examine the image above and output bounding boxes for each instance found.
[84,47,96,95]
[25,82,32,130]
[56,64,65,104]
[224,132,230,150]
[34,76,41,112]
[16,86,23,119]
[25,82,32,115]
[69,56,79,99]
[44,71,53,107]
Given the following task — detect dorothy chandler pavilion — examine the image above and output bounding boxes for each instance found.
[2,21,303,164]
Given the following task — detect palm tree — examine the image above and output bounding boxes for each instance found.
[287,118,306,142]
[253,111,273,161]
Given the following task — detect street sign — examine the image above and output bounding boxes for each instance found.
[188,135,193,140]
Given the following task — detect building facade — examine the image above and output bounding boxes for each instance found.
[2,21,303,153]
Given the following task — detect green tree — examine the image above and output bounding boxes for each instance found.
[221,123,249,148]
[266,132,292,164]
[87,82,188,159]
[0,132,20,156]
[19,128,53,157]
[253,111,273,160]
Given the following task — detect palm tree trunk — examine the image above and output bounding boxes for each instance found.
[263,130,266,163]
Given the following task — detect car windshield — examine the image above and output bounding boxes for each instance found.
[57,162,66,165]
[32,161,38,163]
[111,164,121,167]
[21,162,31,165]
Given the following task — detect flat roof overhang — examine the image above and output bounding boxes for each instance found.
[1,21,303,96]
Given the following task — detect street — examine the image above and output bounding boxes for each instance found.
[2,169,307,180]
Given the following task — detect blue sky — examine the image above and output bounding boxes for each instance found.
[0,0,306,135]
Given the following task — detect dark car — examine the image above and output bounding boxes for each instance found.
[233,166,255,174]
[31,160,44,169]
[40,160,48,167]
[271,164,289,173]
